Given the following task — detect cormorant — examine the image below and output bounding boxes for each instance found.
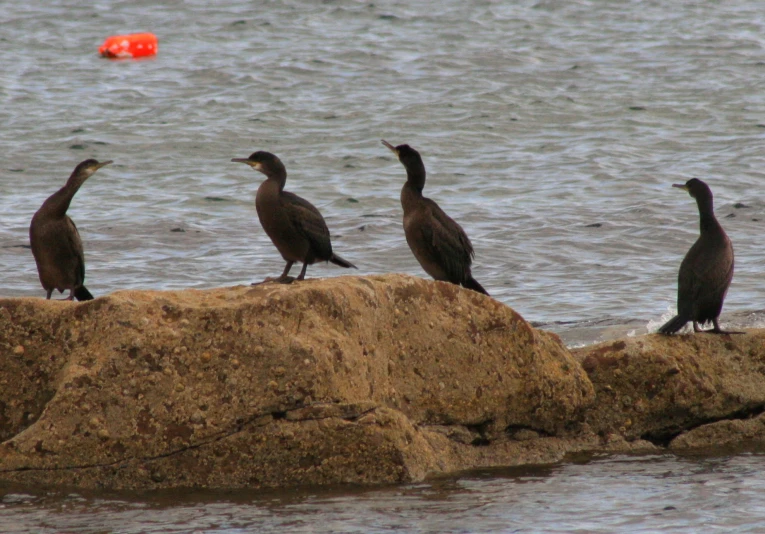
[659,178,734,334]
[381,140,489,295]
[29,159,111,301]
[231,151,356,283]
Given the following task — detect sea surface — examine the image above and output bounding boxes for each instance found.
[2,0,765,530]
[3,452,765,533]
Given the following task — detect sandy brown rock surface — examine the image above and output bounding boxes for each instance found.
[0,274,594,490]
[1,274,763,491]
[573,332,765,448]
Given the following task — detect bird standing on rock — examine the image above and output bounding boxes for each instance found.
[659,178,735,334]
[382,140,489,296]
[29,158,112,301]
[231,151,356,283]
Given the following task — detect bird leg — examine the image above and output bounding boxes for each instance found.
[277,261,296,284]
[296,262,309,281]
[45,289,53,299]
[250,261,295,285]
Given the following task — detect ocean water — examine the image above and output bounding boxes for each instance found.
[1,0,765,529]
[3,452,765,533]
[2,0,764,343]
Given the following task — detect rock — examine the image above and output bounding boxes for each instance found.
[572,332,765,445]
[3,275,764,491]
[0,274,593,490]
[668,414,765,450]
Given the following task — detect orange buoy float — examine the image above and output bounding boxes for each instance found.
[99,33,158,59]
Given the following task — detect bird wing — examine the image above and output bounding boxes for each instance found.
[280,191,333,260]
[66,216,87,287]
[417,198,474,282]
[677,234,733,316]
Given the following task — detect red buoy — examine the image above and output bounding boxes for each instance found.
[99,33,158,59]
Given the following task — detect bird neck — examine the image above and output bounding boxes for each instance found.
[257,174,287,205]
[265,169,287,192]
[401,181,423,213]
[405,167,426,195]
[42,174,87,218]
[696,196,720,233]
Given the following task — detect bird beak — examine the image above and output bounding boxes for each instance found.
[672,183,689,191]
[232,158,262,170]
[98,160,113,169]
[232,158,262,171]
[381,140,398,157]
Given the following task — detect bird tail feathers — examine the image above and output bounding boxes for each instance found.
[74,286,94,301]
[658,314,688,334]
[330,254,356,269]
[463,277,489,296]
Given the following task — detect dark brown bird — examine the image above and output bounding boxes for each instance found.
[29,159,112,300]
[231,151,356,283]
[659,178,734,334]
[382,140,488,295]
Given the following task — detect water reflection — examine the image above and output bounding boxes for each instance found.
[3,453,765,533]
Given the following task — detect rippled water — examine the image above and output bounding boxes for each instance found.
[1,0,764,343]
[2,0,765,528]
[3,453,765,533]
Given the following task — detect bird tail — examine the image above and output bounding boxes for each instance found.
[658,314,688,334]
[330,254,357,269]
[74,285,94,301]
[463,276,489,296]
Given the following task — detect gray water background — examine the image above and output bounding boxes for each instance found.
[2,0,765,344]
[2,0,765,530]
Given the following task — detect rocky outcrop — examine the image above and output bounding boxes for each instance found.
[1,274,763,491]
[0,274,593,489]
[572,333,765,447]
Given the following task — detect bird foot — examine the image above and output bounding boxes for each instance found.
[250,276,289,286]
[703,329,745,335]
[251,276,297,285]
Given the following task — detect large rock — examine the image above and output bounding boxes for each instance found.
[4,275,765,491]
[572,332,765,446]
[0,274,594,489]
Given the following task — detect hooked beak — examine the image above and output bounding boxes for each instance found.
[381,139,398,157]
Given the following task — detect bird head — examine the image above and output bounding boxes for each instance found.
[231,151,285,178]
[672,178,712,201]
[68,159,112,187]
